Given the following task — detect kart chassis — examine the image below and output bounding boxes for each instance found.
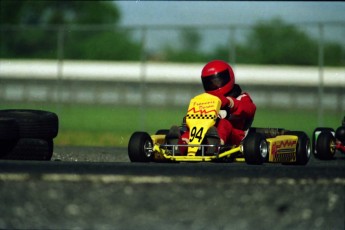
[128,93,310,165]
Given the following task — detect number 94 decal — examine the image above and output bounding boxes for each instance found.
[190,127,204,142]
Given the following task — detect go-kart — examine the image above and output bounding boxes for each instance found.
[128,93,311,165]
[312,116,345,160]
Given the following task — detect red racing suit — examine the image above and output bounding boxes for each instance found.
[216,91,256,145]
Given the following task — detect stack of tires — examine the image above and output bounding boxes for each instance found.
[0,109,59,161]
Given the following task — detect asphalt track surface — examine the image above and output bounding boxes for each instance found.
[0,146,344,230]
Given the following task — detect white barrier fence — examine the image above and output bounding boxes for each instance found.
[0,60,344,111]
[1,60,344,86]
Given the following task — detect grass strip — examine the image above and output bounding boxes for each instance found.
[1,103,342,147]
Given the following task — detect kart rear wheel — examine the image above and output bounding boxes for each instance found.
[243,133,268,165]
[285,131,311,165]
[312,127,334,158]
[316,131,336,160]
[128,132,154,162]
[155,129,169,135]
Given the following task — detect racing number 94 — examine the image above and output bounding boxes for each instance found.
[190,127,204,142]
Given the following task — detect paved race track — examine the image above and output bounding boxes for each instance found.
[0,146,344,230]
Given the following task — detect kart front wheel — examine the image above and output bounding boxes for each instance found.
[316,131,336,160]
[128,132,154,162]
[243,133,268,165]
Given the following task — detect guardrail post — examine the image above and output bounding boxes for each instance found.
[140,26,148,130]
[56,25,65,110]
[317,23,324,126]
[228,26,236,66]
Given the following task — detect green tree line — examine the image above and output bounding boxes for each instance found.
[1,1,343,66]
[209,18,344,66]
[0,1,141,60]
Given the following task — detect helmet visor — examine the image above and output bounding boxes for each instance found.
[202,69,230,91]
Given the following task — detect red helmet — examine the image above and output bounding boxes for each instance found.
[201,60,235,97]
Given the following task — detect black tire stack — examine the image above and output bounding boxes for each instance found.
[0,109,59,161]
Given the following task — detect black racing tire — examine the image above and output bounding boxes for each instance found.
[284,131,311,165]
[128,132,153,162]
[0,117,19,140]
[316,131,336,160]
[155,129,169,135]
[2,138,53,161]
[243,133,268,165]
[0,109,59,139]
[312,127,334,158]
[0,118,20,157]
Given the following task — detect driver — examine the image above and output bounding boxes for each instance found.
[171,60,256,152]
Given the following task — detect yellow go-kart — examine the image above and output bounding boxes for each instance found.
[128,93,311,165]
